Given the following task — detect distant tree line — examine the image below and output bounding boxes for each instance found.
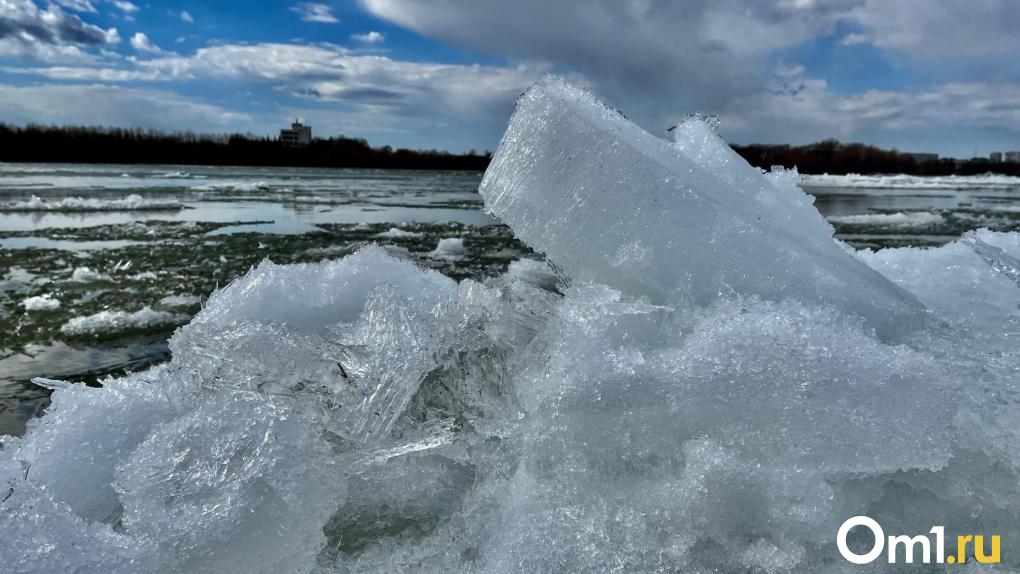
[731,139,1020,176]
[0,124,490,171]
[2,124,1018,175]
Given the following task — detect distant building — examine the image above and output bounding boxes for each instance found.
[1006,151,1020,163]
[990,151,1003,162]
[280,121,312,147]
[907,152,939,164]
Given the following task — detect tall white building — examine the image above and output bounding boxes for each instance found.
[280,121,312,147]
[1006,151,1020,163]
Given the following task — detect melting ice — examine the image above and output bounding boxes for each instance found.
[3,76,1020,573]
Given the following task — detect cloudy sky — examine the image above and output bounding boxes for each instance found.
[0,0,1018,157]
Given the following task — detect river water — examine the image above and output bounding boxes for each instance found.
[1,163,1019,435]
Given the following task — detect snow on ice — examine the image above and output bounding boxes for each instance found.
[21,294,60,312]
[59,307,188,337]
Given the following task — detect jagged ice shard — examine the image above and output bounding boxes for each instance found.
[3,76,1020,573]
[480,77,926,340]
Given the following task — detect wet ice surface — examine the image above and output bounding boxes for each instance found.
[3,78,1020,573]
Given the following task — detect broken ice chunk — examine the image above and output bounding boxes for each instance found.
[961,230,1020,287]
[480,76,925,340]
[114,392,340,574]
[173,246,460,444]
[430,237,467,260]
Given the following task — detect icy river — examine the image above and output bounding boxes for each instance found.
[2,79,1020,572]
[2,163,1020,435]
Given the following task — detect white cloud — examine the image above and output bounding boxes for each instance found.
[290,3,338,23]
[112,1,139,14]
[844,0,1020,59]
[7,42,544,118]
[8,34,1020,154]
[130,32,169,55]
[1,64,165,81]
[53,0,97,13]
[839,33,869,46]
[357,0,855,127]
[180,10,194,23]
[351,31,384,43]
[356,0,1020,154]
[0,0,119,61]
[0,83,251,131]
[722,65,1020,156]
[140,43,544,118]
[4,41,544,148]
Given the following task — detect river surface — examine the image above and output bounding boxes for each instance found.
[1,163,1019,435]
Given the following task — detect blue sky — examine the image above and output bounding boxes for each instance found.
[0,0,1018,157]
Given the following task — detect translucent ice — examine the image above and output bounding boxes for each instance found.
[479,76,925,340]
[4,77,1020,573]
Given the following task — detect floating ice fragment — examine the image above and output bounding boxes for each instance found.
[0,194,183,212]
[60,307,187,337]
[69,266,110,282]
[801,172,1020,191]
[159,293,202,307]
[21,294,60,311]
[430,237,467,260]
[828,211,945,228]
[29,378,73,390]
[375,227,423,239]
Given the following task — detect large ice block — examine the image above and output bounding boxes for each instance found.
[479,76,926,339]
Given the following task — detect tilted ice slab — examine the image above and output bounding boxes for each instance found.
[480,76,926,340]
[3,77,1020,574]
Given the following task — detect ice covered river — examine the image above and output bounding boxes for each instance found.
[3,78,1020,572]
[2,163,1020,436]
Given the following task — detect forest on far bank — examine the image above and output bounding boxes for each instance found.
[0,124,490,171]
[2,124,1018,176]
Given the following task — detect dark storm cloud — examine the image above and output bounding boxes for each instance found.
[362,1,1020,117]
[359,0,858,121]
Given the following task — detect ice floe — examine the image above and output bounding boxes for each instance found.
[59,307,187,337]
[0,194,184,212]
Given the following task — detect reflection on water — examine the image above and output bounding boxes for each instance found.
[0,337,171,436]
